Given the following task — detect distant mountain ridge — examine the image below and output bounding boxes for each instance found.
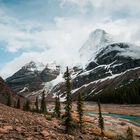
[6,61,60,100]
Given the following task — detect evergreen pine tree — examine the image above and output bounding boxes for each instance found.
[23,99,30,111]
[35,96,39,112]
[64,66,72,133]
[98,99,104,139]
[41,91,47,113]
[126,127,134,140]
[77,92,84,131]
[16,98,20,109]
[7,93,12,107]
[14,101,17,108]
[54,96,61,118]
[23,102,26,111]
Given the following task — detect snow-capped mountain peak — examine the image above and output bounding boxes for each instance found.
[23,61,45,72]
[46,61,60,71]
[89,29,112,45]
[79,29,113,65]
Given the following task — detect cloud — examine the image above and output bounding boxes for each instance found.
[0,0,140,78]
[60,0,140,23]
[0,16,92,78]
[0,10,48,52]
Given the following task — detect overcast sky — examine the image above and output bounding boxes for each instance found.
[0,0,140,78]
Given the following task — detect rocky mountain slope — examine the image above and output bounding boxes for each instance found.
[51,29,140,103]
[0,76,23,105]
[6,29,140,103]
[6,61,60,99]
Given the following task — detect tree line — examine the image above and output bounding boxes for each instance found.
[87,78,140,104]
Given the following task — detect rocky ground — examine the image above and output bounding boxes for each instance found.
[0,103,106,140]
[0,103,140,140]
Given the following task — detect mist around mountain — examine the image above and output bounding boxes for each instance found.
[4,29,140,104]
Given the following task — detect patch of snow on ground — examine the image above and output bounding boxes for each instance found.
[44,72,64,92]
[59,95,66,102]
[71,67,140,95]
[53,91,66,102]
[50,72,64,86]
[88,89,96,96]
[35,62,45,71]
[18,87,29,93]
[24,61,45,72]
[72,73,122,95]
[94,89,103,95]
[111,63,123,68]
[71,87,82,94]
[78,64,108,76]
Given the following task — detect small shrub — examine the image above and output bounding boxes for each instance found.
[35,96,39,112]
[45,115,52,121]
[126,127,134,140]
[113,134,126,140]
[23,99,31,111]
[41,92,47,113]
[77,92,84,131]
[94,136,101,140]
[54,96,61,118]
[7,94,12,107]
[16,98,21,109]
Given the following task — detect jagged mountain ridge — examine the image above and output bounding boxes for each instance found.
[6,61,61,99]
[6,29,140,103]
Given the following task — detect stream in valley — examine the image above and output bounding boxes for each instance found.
[86,112,140,125]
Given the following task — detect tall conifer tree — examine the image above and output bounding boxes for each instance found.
[16,98,21,109]
[77,92,84,131]
[126,127,134,140]
[23,99,30,111]
[41,91,47,113]
[64,66,72,133]
[7,93,12,107]
[54,96,61,118]
[35,96,39,112]
[98,99,104,139]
